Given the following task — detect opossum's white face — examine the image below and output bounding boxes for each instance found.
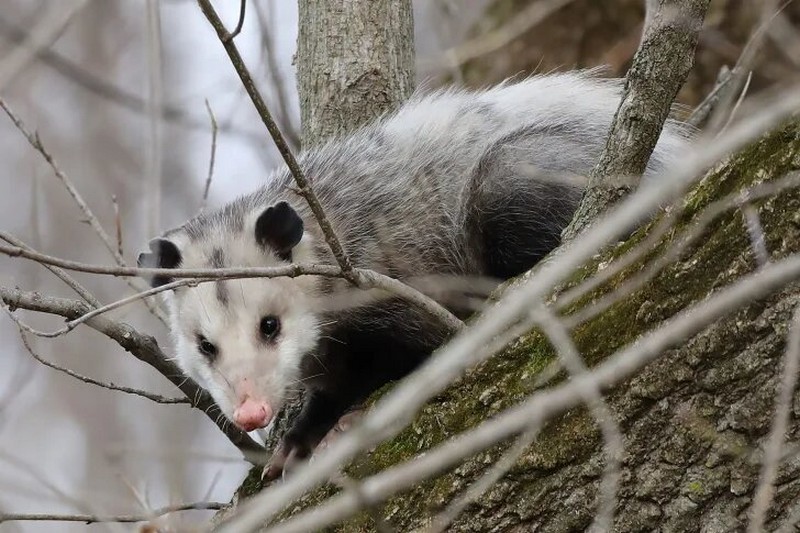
[139,201,320,432]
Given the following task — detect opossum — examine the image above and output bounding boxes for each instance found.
[138,71,689,478]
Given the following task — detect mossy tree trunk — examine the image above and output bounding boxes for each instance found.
[273,121,800,533]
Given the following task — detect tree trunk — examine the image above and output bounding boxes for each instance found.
[295,0,415,147]
[270,120,800,533]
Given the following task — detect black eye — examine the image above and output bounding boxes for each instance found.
[260,316,281,340]
[197,335,218,361]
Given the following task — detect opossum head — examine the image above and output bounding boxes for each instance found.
[138,200,321,433]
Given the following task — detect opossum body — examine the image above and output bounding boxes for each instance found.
[138,71,688,477]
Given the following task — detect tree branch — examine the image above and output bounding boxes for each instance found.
[0,239,464,333]
[562,0,710,241]
[195,0,356,283]
[12,326,189,404]
[0,286,262,453]
[0,96,167,324]
[0,501,226,524]
[0,13,266,144]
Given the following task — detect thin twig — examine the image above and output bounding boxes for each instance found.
[718,70,753,136]
[225,0,247,42]
[196,0,357,283]
[533,307,623,533]
[201,99,218,212]
[0,0,90,91]
[0,231,100,308]
[252,0,300,149]
[13,325,189,404]
[560,172,800,326]
[706,0,783,133]
[687,65,732,127]
[431,0,576,68]
[111,194,123,257]
[0,501,226,524]
[332,473,396,533]
[748,306,800,532]
[0,96,167,324]
[423,428,541,533]
[0,14,266,144]
[0,240,463,332]
[145,0,164,238]
[0,286,263,453]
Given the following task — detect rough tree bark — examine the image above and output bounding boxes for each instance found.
[296,0,415,147]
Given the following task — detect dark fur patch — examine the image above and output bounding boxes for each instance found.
[137,238,181,288]
[209,248,228,305]
[255,201,304,261]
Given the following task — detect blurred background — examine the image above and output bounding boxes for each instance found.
[0,0,797,530]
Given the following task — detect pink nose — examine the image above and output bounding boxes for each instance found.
[233,398,273,432]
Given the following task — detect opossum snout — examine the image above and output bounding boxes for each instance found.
[234,397,273,432]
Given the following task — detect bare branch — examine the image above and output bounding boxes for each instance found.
[252,0,300,149]
[430,0,576,68]
[0,501,226,524]
[0,286,262,453]
[706,0,782,133]
[0,231,100,308]
[145,0,164,238]
[0,14,266,144]
[224,0,247,42]
[562,0,710,241]
[200,99,218,212]
[0,0,90,91]
[687,65,732,128]
[0,240,463,332]
[0,96,167,324]
[195,0,357,283]
[111,194,123,258]
[12,326,189,404]
[717,70,753,135]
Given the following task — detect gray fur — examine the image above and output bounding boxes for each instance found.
[176,71,687,286]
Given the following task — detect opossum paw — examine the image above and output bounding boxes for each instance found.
[260,408,365,482]
[315,408,365,452]
[261,439,312,482]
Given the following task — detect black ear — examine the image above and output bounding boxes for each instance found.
[254,201,304,261]
[137,238,181,288]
